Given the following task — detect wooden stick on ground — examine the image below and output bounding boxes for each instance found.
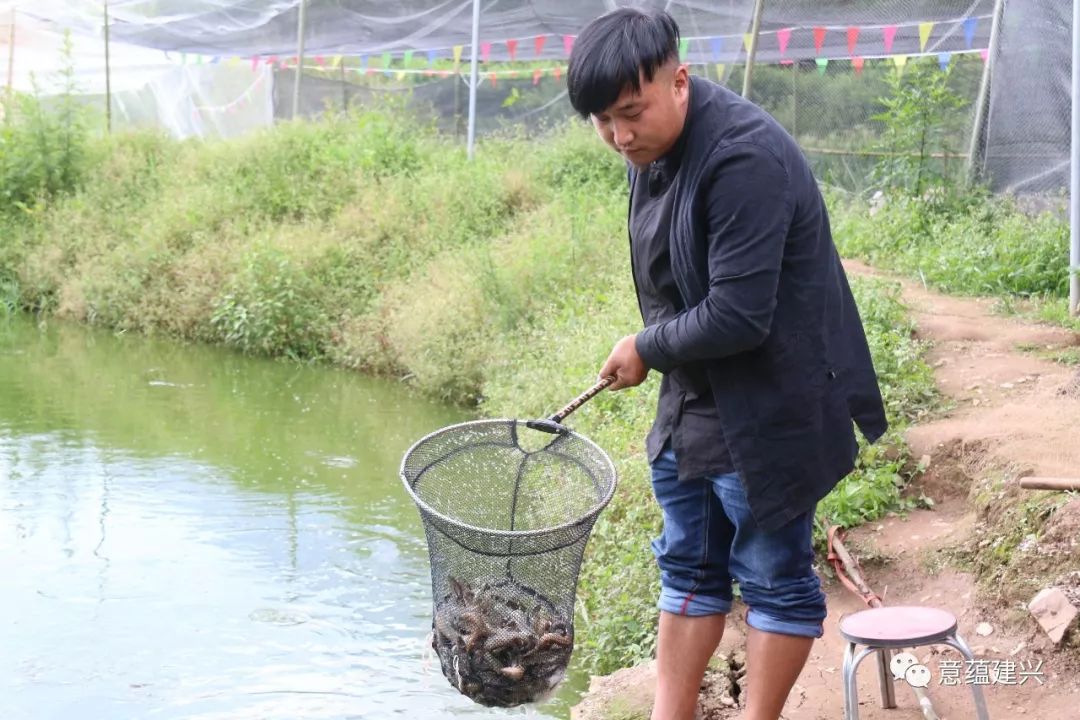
[1019,477,1080,492]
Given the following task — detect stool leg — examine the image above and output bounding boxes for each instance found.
[876,648,897,709]
[843,645,881,720]
[942,634,991,720]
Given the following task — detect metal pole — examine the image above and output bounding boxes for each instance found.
[5,8,15,108]
[741,0,765,99]
[966,0,1006,181]
[291,0,307,120]
[466,0,481,160]
[103,0,112,133]
[1071,0,1080,315]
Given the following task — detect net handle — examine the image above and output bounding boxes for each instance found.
[527,376,615,434]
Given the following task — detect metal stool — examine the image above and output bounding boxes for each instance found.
[839,605,990,720]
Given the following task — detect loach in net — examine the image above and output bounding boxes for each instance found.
[400,418,616,708]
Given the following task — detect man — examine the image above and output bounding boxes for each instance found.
[566,9,888,720]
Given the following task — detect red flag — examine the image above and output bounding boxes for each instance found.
[777,28,792,57]
[250,56,259,71]
[488,71,497,87]
[534,35,547,56]
[533,68,543,85]
[506,39,518,62]
[882,26,898,54]
[980,48,989,63]
[813,27,827,54]
[315,55,326,66]
[847,27,860,55]
[268,55,279,67]
[562,35,575,56]
[852,57,865,75]
[481,42,492,62]
[553,66,563,81]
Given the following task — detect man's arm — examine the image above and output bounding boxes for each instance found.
[634,142,793,374]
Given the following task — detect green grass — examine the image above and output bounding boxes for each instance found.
[2,109,938,675]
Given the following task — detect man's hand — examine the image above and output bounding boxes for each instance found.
[599,334,649,391]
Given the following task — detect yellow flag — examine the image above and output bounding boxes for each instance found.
[453,45,464,65]
[396,70,406,81]
[743,33,753,53]
[919,22,934,52]
[892,55,908,74]
[715,63,726,81]
[331,55,342,68]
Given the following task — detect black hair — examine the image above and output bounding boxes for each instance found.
[567,8,681,118]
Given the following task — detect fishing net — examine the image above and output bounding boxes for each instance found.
[400,418,616,708]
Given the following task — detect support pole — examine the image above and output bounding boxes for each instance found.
[466,0,481,160]
[966,0,1006,181]
[1071,0,1080,315]
[103,0,112,132]
[291,0,308,120]
[5,8,15,108]
[741,0,765,99]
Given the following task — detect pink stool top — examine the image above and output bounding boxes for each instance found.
[839,606,958,647]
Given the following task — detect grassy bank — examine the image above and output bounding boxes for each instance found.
[2,106,937,674]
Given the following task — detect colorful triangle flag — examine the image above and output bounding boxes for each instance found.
[453,45,464,65]
[381,52,392,69]
[331,55,342,68]
[715,63,726,81]
[980,48,989,63]
[847,27,860,55]
[403,50,414,66]
[815,57,828,75]
[852,57,865,75]
[743,33,753,53]
[535,35,547,56]
[266,55,277,67]
[813,27,827,54]
[396,70,406,81]
[481,42,492,62]
[964,17,978,49]
[710,37,724,61]
[883,25,898,54]
[427,49,437,65]
[777,28,792,57]
[679,38,690,61]
[919,22,934,52]
[507,39,518,61]
[314,55,326,66]
[533,68,543,85]
[488,71,497,88]
[938,52,952,70]
[553,66,563,81]
[360,54,368,70]
[892,55,908,74]
[562,35,575,56]
[250,56,260,71]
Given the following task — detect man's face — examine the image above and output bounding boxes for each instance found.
[590,62,689,167]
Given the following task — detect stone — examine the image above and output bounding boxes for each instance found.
[975,622,994,637]
[1028,587,1079,645]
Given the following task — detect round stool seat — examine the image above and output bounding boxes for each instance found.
[839,606,958,648]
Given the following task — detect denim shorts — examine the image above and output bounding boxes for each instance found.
[649,443,827,638]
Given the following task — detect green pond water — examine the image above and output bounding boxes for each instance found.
[0,314,588,720]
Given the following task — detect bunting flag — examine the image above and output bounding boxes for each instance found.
[553,66,562,81]
[453,45,464,65]
[892,55,908,74]
[882,25,898,54]
[980,48,989,63]
[360,54,369,70]
[427,49,437,65]
[488,71,497,88]
[847,27,860,55]
[710,37,724,61]
[403,50,414,66]
[507,39,518,61]
[562,34,575,56]
[381,52,392,69]
[816,57,828,75]
[938,52,952,70]
[919,22,934,52]
[964,17,978,49]
[813,27,827,54]
[250,56,259,71]
[267,55,278,68]
[679,38,690,61]
[535,35,547,56]
[315,55,326,66]
[396,70,406,81]
[533,68,543,85]
[777,28,792,57]
[330,55,342,68]
[743,33,753,53]
[715,63,726,81]
[481,42,492,62]
[852,57,865,75]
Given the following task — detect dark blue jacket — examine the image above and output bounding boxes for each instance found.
[634,76,888,532]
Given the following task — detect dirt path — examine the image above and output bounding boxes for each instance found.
[574,261,1080,720]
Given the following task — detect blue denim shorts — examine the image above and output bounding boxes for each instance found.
[649,443,827,638]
